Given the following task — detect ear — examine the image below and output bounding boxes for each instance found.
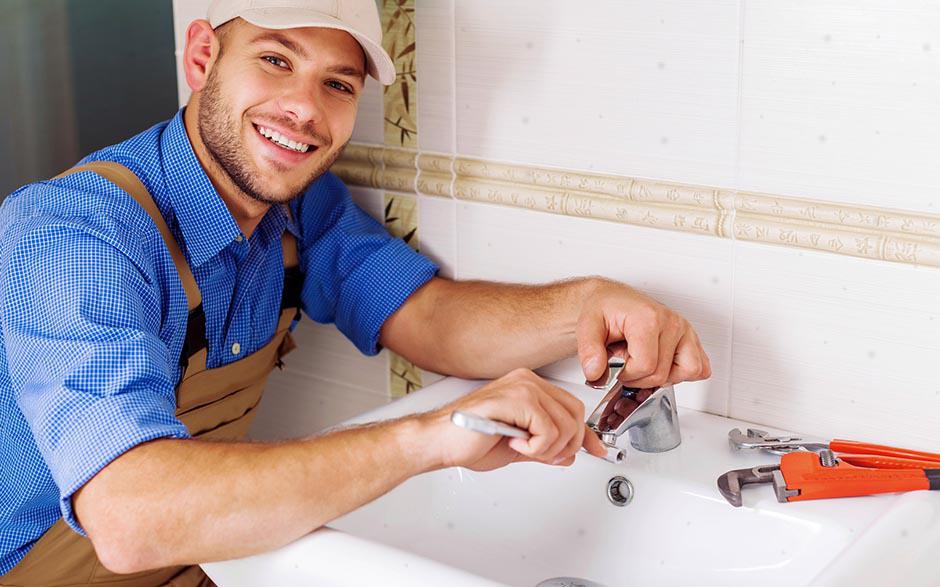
[183,19,221,93]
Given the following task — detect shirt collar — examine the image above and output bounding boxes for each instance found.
[257,202,299,244]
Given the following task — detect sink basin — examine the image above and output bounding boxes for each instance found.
[203,377,940,586]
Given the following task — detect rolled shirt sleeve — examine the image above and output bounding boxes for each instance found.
[294,173,439,355]
[1,219,190,535]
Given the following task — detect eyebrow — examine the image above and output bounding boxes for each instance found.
[326,64,366,81]
[250,32,309,59]
[250,32,366,81]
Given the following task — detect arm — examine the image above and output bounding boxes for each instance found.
[380,276,712,387]
[380,277,590,379]
[75,369,606,573]
[74,417,431,573]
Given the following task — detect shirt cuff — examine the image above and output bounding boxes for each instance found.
[335,239,439,356]
[53,394,191,536]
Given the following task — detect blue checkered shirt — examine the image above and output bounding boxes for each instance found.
[0,110,438,574]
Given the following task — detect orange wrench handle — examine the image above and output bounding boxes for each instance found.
[779,452,936,502]
[830,439,940,465]
[839,455,940,470]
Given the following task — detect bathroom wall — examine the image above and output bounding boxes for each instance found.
[173,1,940,450]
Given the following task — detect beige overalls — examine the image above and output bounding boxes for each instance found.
[1,161,301,586]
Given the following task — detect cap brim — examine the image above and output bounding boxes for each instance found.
[239,8,396,86]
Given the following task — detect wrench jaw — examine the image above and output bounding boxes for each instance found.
[728,427,828,455]
[717,465,800,507]
[771,469,801,504]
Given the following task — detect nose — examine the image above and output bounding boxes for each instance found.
[276,81,325,128]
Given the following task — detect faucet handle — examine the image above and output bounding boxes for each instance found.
[585,356,626,391]
[585,357,627,436]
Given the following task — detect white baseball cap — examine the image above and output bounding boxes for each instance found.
[207,0,396,85]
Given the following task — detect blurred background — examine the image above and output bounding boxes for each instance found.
[0,0,177,197]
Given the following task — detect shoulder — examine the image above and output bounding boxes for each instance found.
[0,175,162,285]
[291,171,362,235]
[301,171,351,208]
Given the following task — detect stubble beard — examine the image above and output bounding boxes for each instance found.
[197,66,347,205]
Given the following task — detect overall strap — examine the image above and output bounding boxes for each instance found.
[54,161,202,313]
[280,231,302,314]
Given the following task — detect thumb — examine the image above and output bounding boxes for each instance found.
[576,311,609,381]
[581,426,608,457]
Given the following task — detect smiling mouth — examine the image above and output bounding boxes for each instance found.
[254,124,315,153]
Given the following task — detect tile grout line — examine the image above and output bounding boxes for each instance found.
[725,0,749,419]
[450,0,460,280]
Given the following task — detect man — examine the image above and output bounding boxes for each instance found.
[0,0,711,584]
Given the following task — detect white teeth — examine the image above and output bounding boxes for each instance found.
[256,125,310,153]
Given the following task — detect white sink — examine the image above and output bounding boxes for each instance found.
[203,377,940,587]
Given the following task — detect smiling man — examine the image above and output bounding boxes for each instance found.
[0,1,710,585]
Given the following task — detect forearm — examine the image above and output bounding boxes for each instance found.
[386,277,602,379]
[75,416,435,573]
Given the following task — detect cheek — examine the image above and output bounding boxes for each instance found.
[225,69,278,120]
[327,101,359,143]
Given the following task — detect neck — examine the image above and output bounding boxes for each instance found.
[183,104,269,239]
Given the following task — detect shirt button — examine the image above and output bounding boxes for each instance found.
[231,342,241,355]
[234,234,244,243]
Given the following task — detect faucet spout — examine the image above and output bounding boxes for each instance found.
[585,357,682,453]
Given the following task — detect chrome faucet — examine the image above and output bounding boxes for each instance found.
[585,357,681,453]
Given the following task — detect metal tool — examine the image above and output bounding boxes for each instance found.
[718,449,940,507]
[729,427,940,468]
[450,411,625,463]
[584,357,681,453]
[450,410,530,439]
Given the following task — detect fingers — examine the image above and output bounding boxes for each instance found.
[506,392,558,457]
[622,315,684,388]
[535,391,580,463]
[667,329,711,383]
[575,308,611,381]
[504,372,593,466]
[536,381,594,465]
[619,313,660,384]
[580,425,608,457]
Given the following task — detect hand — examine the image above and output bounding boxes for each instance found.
[576,279,711,388]
[421,368,608,472]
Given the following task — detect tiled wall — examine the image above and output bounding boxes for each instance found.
[173,1,940,449]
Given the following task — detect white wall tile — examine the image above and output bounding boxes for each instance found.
[731,241,940,450]
[739,0,940,214]
[455,201,734,416]
[250,371,391,441]
[250,320,391,440]
[415,0,455,154]
[454,0,740,187]
[350,78,386,145]
[417,195,456,279]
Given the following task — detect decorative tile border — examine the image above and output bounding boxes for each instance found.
[331,144,940,269]
[381,0,417,148]
[380,0,424,397]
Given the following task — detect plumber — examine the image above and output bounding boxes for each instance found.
[0,0,711,585]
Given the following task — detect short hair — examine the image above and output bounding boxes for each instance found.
[213,20,237,57]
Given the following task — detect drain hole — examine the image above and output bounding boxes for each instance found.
[607,476,634,507]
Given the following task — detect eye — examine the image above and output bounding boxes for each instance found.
[262,55,289,69]
[326,80,353,94]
